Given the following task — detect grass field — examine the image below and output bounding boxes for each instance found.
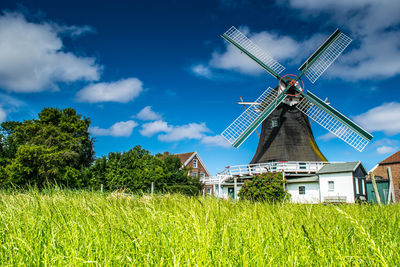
[0,189,399,266]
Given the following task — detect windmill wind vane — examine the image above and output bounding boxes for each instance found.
[220,26,373,153]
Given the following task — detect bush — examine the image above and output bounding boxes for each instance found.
[238,172,288,202]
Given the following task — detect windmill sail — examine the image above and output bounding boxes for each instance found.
[221,87,285,148]
[298,29,352,83]
[296,91,373,151]
[222,26,285,80]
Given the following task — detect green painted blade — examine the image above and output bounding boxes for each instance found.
[221,87,287,148]
[222,26,285,80]
[296,91,373,151]
[298,29,352,83]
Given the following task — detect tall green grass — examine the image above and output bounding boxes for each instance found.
[0,189,399,265]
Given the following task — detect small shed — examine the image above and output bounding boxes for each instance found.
[318,161,367,203]
[286,176,320,204]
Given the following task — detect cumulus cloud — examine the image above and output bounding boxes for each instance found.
[139,120,212,142]
[376,145,397,155]
[76,78,143,103]
[0,12,100,92]
[318,132,337,142]
[136,106,162,121]
[191,64,212,78]
[195,26,325,77]
[140,120,169,137]
[353,102,400,135]
[158,122,210,142]
[0,106,6,122]
[281,0,400,80]
[90,120,138,137]
[139,119,231,148]
[201,135,232,148]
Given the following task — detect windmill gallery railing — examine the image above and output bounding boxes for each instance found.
[202,161,333,185]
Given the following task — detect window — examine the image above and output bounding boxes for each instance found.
[355,178,359,194]
[200,172,205,178]
[360,179,364,195]
[271,118,279,128]
[192,172,198,177]
[206,188,211,195]
[299,186,305,195]
[192,159,198,168]
[328,181,334,190]
[299,162,307,170]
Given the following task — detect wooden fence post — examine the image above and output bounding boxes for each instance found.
[370,172,381,205]
[387,167,395,203]
[234,177,237,200]
[151,182,154,195]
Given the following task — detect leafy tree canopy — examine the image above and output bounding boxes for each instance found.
[86,146,202,195]
[0,108,94,188]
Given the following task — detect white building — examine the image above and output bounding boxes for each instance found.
[318,161,367,203]
[203,161,368,203]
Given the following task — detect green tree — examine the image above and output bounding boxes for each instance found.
[238,172,288,202]
[87,146,202,195]
[0,108,94,188]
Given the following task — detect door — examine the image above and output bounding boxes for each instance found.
[228,187,235,199]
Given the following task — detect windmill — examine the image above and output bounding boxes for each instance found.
[220,26,373,163]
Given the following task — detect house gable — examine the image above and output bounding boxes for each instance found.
[171,151,211,177]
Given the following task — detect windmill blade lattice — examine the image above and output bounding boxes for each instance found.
[222,26,285,79]
[296,91,373,151]
[221,87,285,148]
[299,30,352,84]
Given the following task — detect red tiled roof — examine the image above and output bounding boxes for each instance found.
[379,150,400,165]
[173,152,195,165]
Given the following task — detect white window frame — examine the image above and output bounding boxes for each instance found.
[192,159,198,168]
[192,172,198,178]
[355,178,359,194]
[200,172,205,178]
[271,118,279,128]
[328,181,334,191]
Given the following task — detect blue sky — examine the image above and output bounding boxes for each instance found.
[0,0,399,175]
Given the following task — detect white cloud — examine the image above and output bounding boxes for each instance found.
[76,78,143,103]
[191,64,212,78]
[90,120,138,137]
[140,120,169,137]
[158,122,210,142]
[318,132,337,142]
[136,106,162,121]
[282,0,400,80]
[376,145,397,155]
[353,102,400,135]
[196,26,325,77]
[201,135,231,148]
[0,106,6,122]
[140,119,231,148]
[0,12,100,92]
[140,119,211,142]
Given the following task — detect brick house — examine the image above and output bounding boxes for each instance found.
[163,151,212,194]
[371,150,400,202]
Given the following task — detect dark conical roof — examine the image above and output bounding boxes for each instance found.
[251,102,327,164]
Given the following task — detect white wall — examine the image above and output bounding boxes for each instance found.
[214,185,242,199]
[287,182,320,204]
[319,172,355,203]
